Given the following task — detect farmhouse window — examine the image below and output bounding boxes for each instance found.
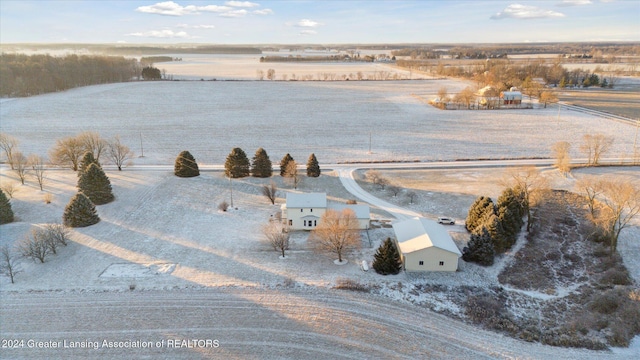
[419,261,424,266]
[301,209,303,212]
[310,208,313,212]
[288,220,292,226]
[304,220,307,226]
[314,220,317,226]
[439,261,444,266]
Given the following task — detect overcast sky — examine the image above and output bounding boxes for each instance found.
[1,0,638,44]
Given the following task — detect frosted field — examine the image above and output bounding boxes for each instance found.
[0,80,636,166]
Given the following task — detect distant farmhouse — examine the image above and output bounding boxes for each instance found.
[281,193,370,230]
[392,217,462,272]
[477,85,523,108]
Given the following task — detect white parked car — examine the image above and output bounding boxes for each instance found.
[437,217,455,225]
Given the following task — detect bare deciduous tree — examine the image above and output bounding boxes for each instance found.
[44,222,70,247]
[454,87,476,109]
[262,221,290,258]
[437,86,449,103]
[539,91,558,108]
[310,209,361,263]
[580,134,613,166]
[266,68,276,80]
[261,181,278,205]
[284,160,301,189]
[365,169,389,190]
[107,135,134,171]
[387,185,401,197]
[406,191,417,205]
[575,176,605,217]
[17,228,50,263]
[28,154,47,190]
[78,131,107,162]
[503,166,549,232]
[0,245,22,284]
[256,69,264,80]
[551,141,571,176]
[0,133,18,170]
[1,182,17,199]
[596,179,640,256]
[49,136,84,171]
[12,152,28,185]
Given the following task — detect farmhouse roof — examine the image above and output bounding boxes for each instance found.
[329,203,370,219]
[286,192,327,208]
[392,217,462,256]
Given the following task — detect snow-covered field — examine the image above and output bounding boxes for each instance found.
[1,75,639,357]
[1,80,636,167]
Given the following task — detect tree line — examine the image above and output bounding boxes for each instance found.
[0,53,140,97]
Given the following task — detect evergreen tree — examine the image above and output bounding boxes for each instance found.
[497,187,525,222]
[225,147,250,178]
[77,163,114,205]
[63,192,100,227]
[306,153,321,177]
[280,153,294,177]
[0,189,14,225]
[462,227,495,266]
[482,213,508,253]
[250,148,272,178]
[372,238,403,275]
[78,151,100,176]
[174,150,200,178]
[465,196,495,232]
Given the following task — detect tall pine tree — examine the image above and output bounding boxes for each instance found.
[465,196,495,232]
[306,153,321,177]
[78,151,100,176]
[174,150,200,177]
[0,189,14,224]
[225,147,250,178]
[372,238,403,275]
[251,148,272,178]
[63,192,100,227]
[78,163,115,205]
[280,153,294,177]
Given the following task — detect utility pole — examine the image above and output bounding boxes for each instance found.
[368,131,372,154]
[139,132,144,158]
[229,176,234,208]
[634,119,639,165]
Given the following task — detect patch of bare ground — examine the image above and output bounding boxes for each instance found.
[494,190,640,349]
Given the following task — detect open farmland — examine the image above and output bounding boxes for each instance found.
[556,86,640,119]
[1,80,637,166]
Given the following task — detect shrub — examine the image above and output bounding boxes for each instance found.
[218,201,229,212]
[77,163,114,205]
[334,278,369,292]
[0,189,14,224]
[372,238,402,275]
[63,192,100,227]
[174,150,200,177]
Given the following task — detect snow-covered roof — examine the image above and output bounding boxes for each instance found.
[329,204,370,219]
[286,192,327,208]
[392,217,462,256]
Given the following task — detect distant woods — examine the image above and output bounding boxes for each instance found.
[0,54,140,97]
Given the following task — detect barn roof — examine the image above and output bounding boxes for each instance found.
[286,192,327,208]
[392,217,462,256]
[329,203,370,219]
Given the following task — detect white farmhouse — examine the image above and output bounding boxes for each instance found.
[281,193,370,230]
[392,217,462,272]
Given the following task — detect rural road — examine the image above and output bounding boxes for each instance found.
[0,288,617,360]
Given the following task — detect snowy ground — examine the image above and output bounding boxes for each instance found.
[1,73,639,357]
[1,80,637,167]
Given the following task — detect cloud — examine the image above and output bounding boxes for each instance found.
[136,1,231,16]
[220,9,248,17]
[225,1,259,7]
[296,19,322,27]
[177,23,215,29]
[299,30,317,36]
[126,29,191,38]
[253,9,273,15]
[491,4,565,19]
[557,0,592,6]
